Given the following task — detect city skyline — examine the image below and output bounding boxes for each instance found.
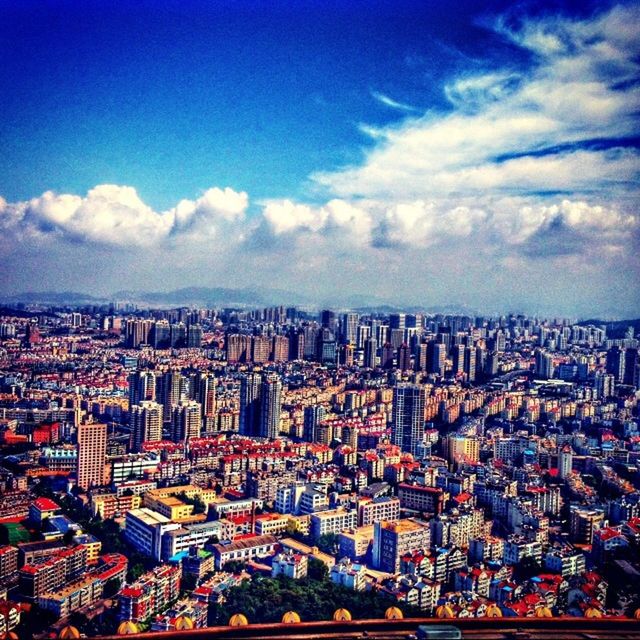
[1,1,639,317]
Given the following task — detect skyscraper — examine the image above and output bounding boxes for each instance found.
[157,370,186,424]
[239,373,262,437]
[427,341,446,376]
[535,350,554,379]
[130,401,163,452]
[391,384,425,457]
[128,370,156,407]
[303,404,326,443]
[363,337,377,369]
[260,375,282,439]
[606,346,625,383]
[558,445,573,479]
[171,400,202,442]
[340,313,359,345]
[76,422,107,490]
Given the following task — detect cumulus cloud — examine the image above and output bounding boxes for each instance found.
[0,184,248,247]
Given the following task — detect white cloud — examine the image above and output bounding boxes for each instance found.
[313,4,640,208]
[371,91,419,113]
[0,184,248,247]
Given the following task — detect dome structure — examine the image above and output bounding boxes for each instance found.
[1,632,19,640]
[228,613,249,626]
[534,606,553,618]
[281,611,301,624]
[175,615,194,630]
[384,606,404,620]
[485,604,503,618]
[585,607,603,618]
[117,621,140,635]
[58,627,81,639]
[333,608,352,621]
[634,608,640,620]
[435,604,455,619]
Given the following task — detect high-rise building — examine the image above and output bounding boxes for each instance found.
[303,404,326,443]
[321,310,337,332]
[186,324,203,348]
[260,375,282,439]
[452,344,465,376]
[157,370,186,424]
[239,373,262,437]
[340,313,359,345]
[272,335,289,362]
[356,324,371,349]
[397,344,411,371]
[130,401,163,452]
[151,321,171,349]
[594,371,615,399]
[189,372,216,420]
[76,423,107,490]
[381,343,394,369]
[288,330,305,361]
[445,434,480,466]
[427,341,446,376]
[558,445,573,479]
[226,333,252,363]
[464,346,477,382]
[623,348,638,386]
[372,519,430,573]
[171,401,202,442]
[252,335,271,364]
[128,371,156,407]
[606,346,625,383]
[535,350,554,379]
[363,337,377,369]
[389,313,406,331]
[391,384,425,457]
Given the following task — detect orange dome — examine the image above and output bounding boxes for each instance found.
[436,604,455,619]
[634,608,640,620]
[228,613,249,626]
[486,604,503,618]
[585,607,603,618]
[58,627,81,640]
[117,621,139,635]
[534,606,553,618]
[175,615,194,630]
[333,608,352,621]
[281,611,301,624]
[384,607,404,620]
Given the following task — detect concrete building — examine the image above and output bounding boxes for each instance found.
[76,422,107,490]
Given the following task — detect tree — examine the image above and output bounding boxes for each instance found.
[127,563,146,583]
[307,557,328,581]
[316,533,338,555]
[104,577,123,598]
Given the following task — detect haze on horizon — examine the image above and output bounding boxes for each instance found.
[0,0,638,318]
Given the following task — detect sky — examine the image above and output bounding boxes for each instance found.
[0,0,638,317]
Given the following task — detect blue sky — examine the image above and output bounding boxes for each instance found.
[1,0,638,316]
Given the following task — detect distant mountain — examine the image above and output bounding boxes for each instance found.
[1,291,107,305]
[6,288,616,319]
[577,318,640,338]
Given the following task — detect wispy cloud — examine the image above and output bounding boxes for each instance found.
[371,90,420,113]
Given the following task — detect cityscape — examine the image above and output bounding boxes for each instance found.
[0,304,639,638]
[1,0,639,639]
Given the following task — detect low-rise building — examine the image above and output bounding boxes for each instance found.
[211,535,278,570]
[272,551,308,580]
